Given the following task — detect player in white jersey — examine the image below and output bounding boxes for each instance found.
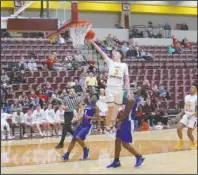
[1,109,12,140]
[12,108,26,138]
[23,109,36,137]
[175,82,197,149]
[55,105,65,136]
[45,103,59,136]
[91,40,131,132]
[32,104,48,137]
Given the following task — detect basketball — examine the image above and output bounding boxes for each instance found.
[85,29,95,40]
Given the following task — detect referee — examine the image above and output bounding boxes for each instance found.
[55,88,80,149]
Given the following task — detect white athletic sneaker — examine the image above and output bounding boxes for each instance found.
[8,134,12,140]
[52,130,56,136]
[2,134,5,140]
[47,131,51,137]
[40,132,44,137]
[23,134,28,138]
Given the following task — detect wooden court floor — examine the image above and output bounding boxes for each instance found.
[1,128,197,174]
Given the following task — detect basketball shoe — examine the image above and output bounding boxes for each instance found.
[107,160,121,168]
[83,148,89,159]
[189,141,197,149]
[175,140,184,149]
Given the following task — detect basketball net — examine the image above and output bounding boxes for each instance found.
[69,22,92,48]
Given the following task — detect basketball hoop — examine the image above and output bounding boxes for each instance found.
[69,20,92,48]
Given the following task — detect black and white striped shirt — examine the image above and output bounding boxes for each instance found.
[62,95,80,112]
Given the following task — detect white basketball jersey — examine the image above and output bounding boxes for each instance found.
[106,58,129,88]
[33,109,45,121]
[45,109,56,121]
[184,94,197,115]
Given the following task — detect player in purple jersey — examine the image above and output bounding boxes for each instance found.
[61,94,99,160]
[107,97,145,168]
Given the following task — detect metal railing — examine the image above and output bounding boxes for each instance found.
[129,25,171,39]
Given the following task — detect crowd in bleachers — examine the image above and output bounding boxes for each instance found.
[1,34,197,141]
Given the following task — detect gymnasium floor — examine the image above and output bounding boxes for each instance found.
[1,128,197,174]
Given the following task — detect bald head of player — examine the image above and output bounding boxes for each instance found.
[112,50,124,62]
[190,82,197,95]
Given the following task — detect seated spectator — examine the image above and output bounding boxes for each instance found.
[168,44,176,54]
[87,57,96,72]
[44,82,54,97]
[180,22,188,30]
[50,36,60,45]
[18,92,29,106]
[140,50,153,60]
[172,35,177,47]
[45,54,56,70]
[11,108,26,139]
[60,89,67,100]
[1,109,12,140]
[175,42,182,54]
[85,72,98,89]
[59,35,65,44]
[159,86,166,96]
[18,57,28,71]
[51,90,62,105]
[121,42,129,56]
[37,90,48,107]
[28,58,38,72]
[126,46,136,58]
[67,77,75,88]
[29,90,39,108]
[73,79,83,94]
[1,70,10,83]
[134,47,141,58]
[97,74,106,89]
[10,99,23,114]
[181,37,191,48]
[74,50,86,66]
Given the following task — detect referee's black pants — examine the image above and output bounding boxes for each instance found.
[59,111,74,145]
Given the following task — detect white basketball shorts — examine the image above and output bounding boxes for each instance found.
[105,86,123,105]
[180,114,197,129]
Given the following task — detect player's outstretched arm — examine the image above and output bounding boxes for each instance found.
[89,40,110,62]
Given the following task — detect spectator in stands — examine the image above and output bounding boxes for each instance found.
[59,35,65,44]
[126,46,136,58]
[175,42,182,54]
[45,54,56,70]
[172,35,177,47]
[74,50,86,66]
[29,90,39,108]
[60,89,67,100]
[73,79,83,95]
[168,44,176,54]
[37,90,48,107]
[140,50,153,60]
[97,74,106,89]
[28,57,38,72]
[1,109,12,140]
[18,57,28,71]
[164,22,171,38]
[159,86,166,96]
[180,22,188,30]
[67,77,75,88]
[87,57,96,72]
[18,92,29,106]
[181,37,191,48]
[1,70,10,83]
[121,42,129,56]
[44,82,54,97]
[11,108,26,139]
[10,99,23,114]
[85,72,98,89]
[135,46,141,58]
[51,90,62,105]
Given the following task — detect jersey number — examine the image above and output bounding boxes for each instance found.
[185,104,191,111]
[114,68,120,76]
